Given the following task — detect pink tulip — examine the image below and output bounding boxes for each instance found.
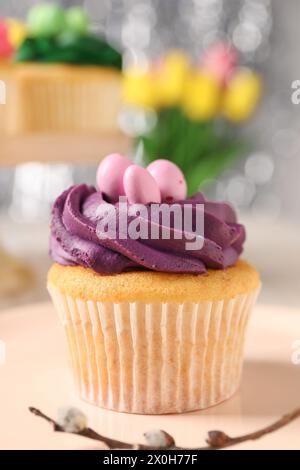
[202,42,238,85]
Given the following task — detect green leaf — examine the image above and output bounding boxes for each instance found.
[186,142,246,194]
[136,111,248,195]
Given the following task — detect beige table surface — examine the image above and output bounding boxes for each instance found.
[0,301,299,450]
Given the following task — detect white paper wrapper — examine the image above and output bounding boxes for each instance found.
[48,284,260,414]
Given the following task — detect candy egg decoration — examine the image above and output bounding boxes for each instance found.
[27,3,66,37]
[0,19,14,58]
[65,7,89,36]
[96,154,133,203]
[6,19,27,49]
[147,159,187,202]
[123,165,161,204]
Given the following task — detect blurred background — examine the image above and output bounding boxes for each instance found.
[0,0,300,310]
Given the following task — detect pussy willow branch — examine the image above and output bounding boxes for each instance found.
[29,406,300,450]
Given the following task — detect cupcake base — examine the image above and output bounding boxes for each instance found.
[0,63,122,135]
[48,276,259,414]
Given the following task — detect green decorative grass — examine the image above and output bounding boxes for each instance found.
[15,35,122,69]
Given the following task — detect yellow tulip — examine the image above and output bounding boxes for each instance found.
[6,18,27,49]
[156,50,190,107]
[122,66,157,110]
[182,70,221,121]
[223,69,262,122]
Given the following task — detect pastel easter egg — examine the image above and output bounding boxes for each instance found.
[123,165,161,204]
[0,20,14,58]
[0,19,7,36]
[65,7,89,35]
[96,153,132,202]
[27,3,65,37]
[147,159,187,202]
[6,18,27,48]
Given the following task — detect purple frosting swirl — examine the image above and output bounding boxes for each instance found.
[49,184,245,275]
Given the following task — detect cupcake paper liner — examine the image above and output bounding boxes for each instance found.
[0,64,122,134]
[48,283,260,414]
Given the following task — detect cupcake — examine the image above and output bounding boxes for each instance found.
[0,4,122,135]
[47,154,260,414]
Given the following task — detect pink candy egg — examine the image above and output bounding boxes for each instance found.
[147,159,187,202]
[96,153,132,202]
[123,165,161,204]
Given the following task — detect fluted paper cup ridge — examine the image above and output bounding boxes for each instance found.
[48,284,259,414]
